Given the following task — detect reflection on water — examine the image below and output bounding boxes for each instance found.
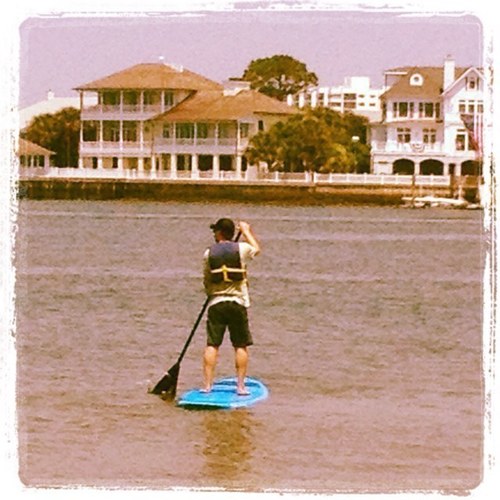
[200,410,255,484]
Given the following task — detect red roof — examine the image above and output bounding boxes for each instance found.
[75,63,223,91]
[18,138,54,156]
[154,89,297,122]
[381,66,469,99]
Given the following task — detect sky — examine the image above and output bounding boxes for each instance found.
[17,5,484,107]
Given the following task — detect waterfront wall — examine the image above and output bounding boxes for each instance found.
[17,178,461,205]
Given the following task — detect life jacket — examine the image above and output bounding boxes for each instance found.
[208,241,247,283]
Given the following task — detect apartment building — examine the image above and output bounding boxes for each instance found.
[287,76,383,122]
[75,62,295,177]
[370,57,484,176]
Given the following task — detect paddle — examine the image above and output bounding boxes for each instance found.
[149,230,242,399]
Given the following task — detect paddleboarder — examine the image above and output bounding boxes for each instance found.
[202,218,261,395]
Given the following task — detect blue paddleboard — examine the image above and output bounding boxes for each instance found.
[177,377,268,409]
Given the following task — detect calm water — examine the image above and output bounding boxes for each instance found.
[15,200,484,493]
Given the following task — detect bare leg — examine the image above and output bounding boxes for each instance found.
[203,346,219,392]
[235,347,249,395]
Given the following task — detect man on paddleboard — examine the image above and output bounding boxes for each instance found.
[202,218,260,395]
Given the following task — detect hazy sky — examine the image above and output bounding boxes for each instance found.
[19,7,483,107]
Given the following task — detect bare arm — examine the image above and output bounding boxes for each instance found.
[238,221,261,255]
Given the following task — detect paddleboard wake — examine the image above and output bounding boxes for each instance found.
[177,376,268,409]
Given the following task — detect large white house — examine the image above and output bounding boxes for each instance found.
[287,76,383,123]
[370,57,484,176]
[75,62,295,177]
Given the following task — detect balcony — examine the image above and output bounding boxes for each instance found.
[371,141,445,154]
[80,137,250,156]
[81,104,165,120]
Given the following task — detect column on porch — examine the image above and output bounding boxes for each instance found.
[97,120,104,169]
[78,94,84,169]
[310,90,318,108]
[235,155,243,179]
[191,154,199,179]
[170,154,178,179]
[212,155,220,179]
[414,161,421,176]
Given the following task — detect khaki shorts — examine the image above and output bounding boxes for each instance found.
[206,301,253,348]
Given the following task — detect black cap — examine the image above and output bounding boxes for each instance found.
[210,218,235,237]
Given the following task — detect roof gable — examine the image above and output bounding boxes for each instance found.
[442,66,484,95]
[381,66,469,100]
[75,63,223,91]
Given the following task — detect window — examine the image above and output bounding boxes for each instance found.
[397,128,411,143]
[459,99,483,115]
[164,91,174,107]
[455,131,466,151]
[82,121,98,141]
[143,91,160,106]
[219,122,235,138]
[163,124,171,138]
[176,123,194,139]
[240,123,250,138]
[466,76,478,90]
[393,102,414,118]
[410,73,423,86]
[122,121,137,142]
[103,121,120,142]
[418,102,439,118]
[123,91,138,105]
[101,92,119,106]
[196,123,209,139]
[423,128,436,144]
[258,120,264,132]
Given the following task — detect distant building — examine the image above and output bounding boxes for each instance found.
[370,57,484,176]
[74,62,296,176]
[18,138,54,167]
[287,76,384,122]
[19,91,96,130]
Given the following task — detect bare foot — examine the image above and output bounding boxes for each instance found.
[237,388,250,396]
[200,388,212,394]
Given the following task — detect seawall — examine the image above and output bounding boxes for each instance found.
[17,178,458,206]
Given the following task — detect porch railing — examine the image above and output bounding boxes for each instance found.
[18,167,453,187]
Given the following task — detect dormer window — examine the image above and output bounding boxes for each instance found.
[466,76,478,90]
[410,73,424,86]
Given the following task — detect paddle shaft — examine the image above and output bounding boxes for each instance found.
[175,230,242,364]
[176,296,210,364]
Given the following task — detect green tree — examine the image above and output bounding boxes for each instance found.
[242,55,318,101]
[246,107,371,173]
[21,107,80,167]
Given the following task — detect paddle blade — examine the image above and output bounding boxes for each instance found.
[149,362,180,398]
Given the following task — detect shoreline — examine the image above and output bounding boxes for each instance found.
[17,178,471,206]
